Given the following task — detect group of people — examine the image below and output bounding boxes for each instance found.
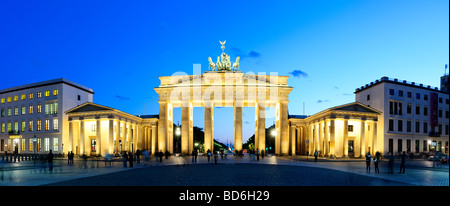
[247,148,265,161]
[366,151,407,174]
[122,150,143,168]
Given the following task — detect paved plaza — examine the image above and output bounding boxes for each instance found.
[0,155,448,186]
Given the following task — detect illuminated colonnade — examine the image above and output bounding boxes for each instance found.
[289,102,381,157]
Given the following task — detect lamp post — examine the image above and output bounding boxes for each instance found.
[428,140,437,168]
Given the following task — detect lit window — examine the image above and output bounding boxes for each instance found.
[21,121,25,132]
[29,93,33,99]
[45,119,50,131]
[21,94,26,100]
[37,104,41,113]
[7,97,11,102]
[0,98,4,103]
[37,92,41,98]
[53,89,59,96]
[53,118,58,130]
[45,91,50,97]
[44,138,49,152]
[37,120,41,131]
[14,96,18,101]
[28,121,33,132]
[21,106,25,115]
[29,139,33,152]
[53,138,58,152]
[14,107,18,116]
[29,105,33,114]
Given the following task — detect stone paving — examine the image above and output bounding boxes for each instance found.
[0,155,448,186]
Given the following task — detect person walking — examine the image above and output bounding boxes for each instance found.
[128,151,134,168]
[314,150,318,162]
[123,151,128,168]
[48,150,54,172]
[194,149,198,163]
[256,148,260,161]
[207,149,211,163]
[373,154,379,173]
[365,152,371,173]
[399,151,406,174]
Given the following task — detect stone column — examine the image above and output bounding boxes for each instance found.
[343,118,349,157]
[234,102,243,152]
[329,119,335,157]
[151,125,157,155]
[96,118,101,156]
[290,125,296,155]
[158,102,167,154]
[372,121,377,154]
[324,119,329,157]
[181,102,193,155]
[115,119,120,154]
[319,120,324,156]
[68,120,73,153]
[256,102,265,153]
[80,118,85,155]
[204,102,214,153]
[360,119,366,157]
[109,119,114,154]
[279,101,289,155]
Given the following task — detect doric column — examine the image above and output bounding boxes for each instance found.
[324,119,329,157]
[108,118,114,154]
[96,118,101,156]
[360,119,366,157]
[79,118,85,155]
[279,101,289,155]
[181,102,193,155]
[372,121,377,154]
[329,119,335,157]
[204,102,214,153]
[115,119,120,154]
[319,120,323,156]
[234,101,243,152]
[68,119,73,153]
[256,102,265,153]
[158,102,168,154]
[151,125,157,155]
[343,118,349,157]
[290,125,296,155]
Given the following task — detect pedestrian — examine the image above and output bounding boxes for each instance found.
[373,154,379,173]
[165,150,169,159]
[123,151,128,168]
[388,152,394,174]
[194,149,198,163]
[214,151,218,164]
[256,148,260,161]
[207,149,211,162]
[159,150,163,162]
[136,149,140,164]
[365,152,371,173]
[399,151,406,174]
[48,150,54,172]
[68,151,71,164]
[314,150,318,162]
[128,151,134,168]
[261,149,265,159]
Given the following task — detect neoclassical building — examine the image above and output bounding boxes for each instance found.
[62,42,384,158]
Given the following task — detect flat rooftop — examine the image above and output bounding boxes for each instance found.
[0,78,94,94]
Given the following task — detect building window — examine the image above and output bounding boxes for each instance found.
[423,140,427,151]
[398,90,403,97]
[398,120,403,132]
[21,106,25,115]
[29,139,33,152]
[7,108,11,116]
[1,123,4,133]
[0,98,4,103]
[45,119,50,131]
[398,139,403,153]
[53,119,58,130]
[78,95,81,101]
[406,120,412,133]
[439,97,443,103]
[407,104,411,114]
[37,92,41,98]
[28,121,33,132]
[438,110,442,118]
[423,122,428,134]
[53,89,59,96]
[53,138,58,152]
[14,95,18,101]
[424,94,428,101]
[445,124,449,135]
[415,140,420,153]
[37,120,41,131]
[389,119,394,131]
[407,92,412,98]
[37,104,41,113]
[21,121,25,132]
[423,107,428,116]
[29,105,33,114]
[7,97,11,102]
[416,93,420,99]
[416,105,420,115]
[45,91,50,97]
[348,125,353,132]
[1,109,4,117]
[21,94,26,100]
[44,138,49,152]
[14,107,18,116]
[415,121,420,133]
[29,93,33,99]
[389,139,393,154]
[406,139,411,153]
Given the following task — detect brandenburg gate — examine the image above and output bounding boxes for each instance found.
[155,41,293,155]
[65,41,381,158]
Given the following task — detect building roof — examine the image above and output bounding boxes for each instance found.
[0,78,94,94]
[354,76,446,95]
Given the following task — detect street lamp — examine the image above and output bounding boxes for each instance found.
[428,140,437,168]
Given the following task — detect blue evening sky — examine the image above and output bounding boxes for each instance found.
[1,0,448,143]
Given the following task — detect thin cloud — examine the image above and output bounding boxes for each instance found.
[289,70,308,78]
[230,47,261,59]
[317,99,330,103]
[115,95,130,101]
